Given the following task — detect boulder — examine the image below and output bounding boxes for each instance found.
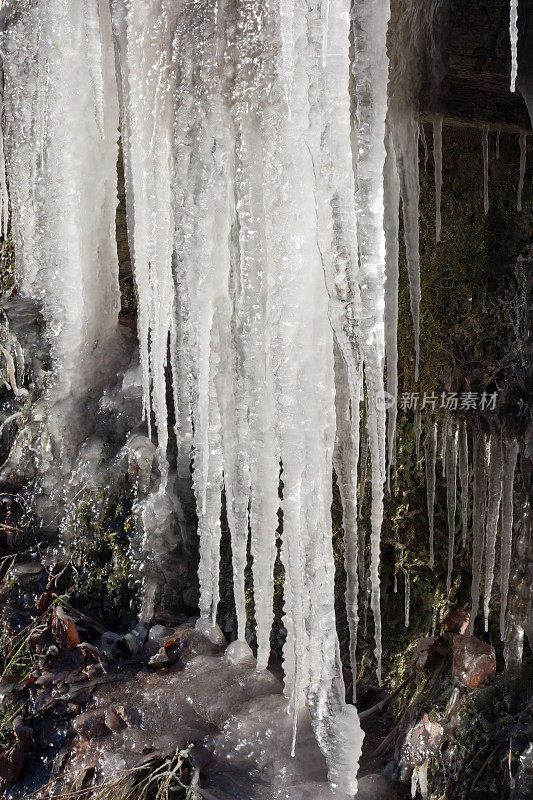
[452,634,496,689]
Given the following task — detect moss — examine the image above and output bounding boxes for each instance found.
[65,482,138,631]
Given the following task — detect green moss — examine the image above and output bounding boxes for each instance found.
[65,482,138,631]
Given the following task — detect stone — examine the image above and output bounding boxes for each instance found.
[400,713,444,776]
[0,747,24,793]
[356,773,399,800]
[13,717,35,751]
[452,634,496,689]
[445,608,470,635]
[411,637,436,673]
[72,709,110,740]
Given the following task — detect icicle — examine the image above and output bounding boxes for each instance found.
[517,131,526,212]
[424,419,437,567]
[394,572,398,593]
[458,420,469,546]
[334,345,363,680]
[482,125,489,215]
[414,409,422,464]
[384,123,400,492]
[419,122,428,170]
[433,115,443,243]
[483,433,504,631]
[351,0,391,686]
[431,605,437,637]
[404,572,410,627]
[0,102,8,240]
[391,111,421,381]
[446,423,458,594]
[441,416,448,478]
[510,0,518,92]
[500,438,518,638]
[469,425,490,633]
[82,0,106,139]
[496,128,501,159]
[359,401,369,516]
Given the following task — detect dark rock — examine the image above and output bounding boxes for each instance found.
[452,634,496,689]
[0,746,24,792]
[13,716,35,751]
[445,608,471,635]
[104,710,126,733]
[116,705,142,728]
[72,709,110,740]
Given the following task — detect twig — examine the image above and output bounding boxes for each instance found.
[359,674,414,721]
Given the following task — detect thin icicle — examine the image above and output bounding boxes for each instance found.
[510,0,518,92]
[424,419,437,567]
[500,438,518,638]
[482,125,489,215]
[404,572,410,627]
[419,122,428,170]
[517,131,526,211]
[384,123,400,492]
[496,128,501,159]
[431,605,437,637]
[433,115,443,243]
[0,103,8,240]
[333,345,363,680]
[484,432,503,630]
[446,423,458,594]
[469,425,490,633]
[414,408,422,464]
[458,420,469,546]
[359,401,369,516]
[441,416,448,478]
[83,0,106,139]
[351,0,391,686]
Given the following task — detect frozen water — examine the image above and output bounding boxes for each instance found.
[424,419,437,567]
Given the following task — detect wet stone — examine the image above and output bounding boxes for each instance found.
[72,709,110,741]
[452,634,496,689]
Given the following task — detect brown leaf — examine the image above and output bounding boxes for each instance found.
[0,747,24,793]
[52,606,81,650]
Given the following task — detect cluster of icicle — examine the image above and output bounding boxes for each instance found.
[421,415,520,642]
[0,0,404,792]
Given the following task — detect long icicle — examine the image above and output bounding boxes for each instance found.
[433,115,443,243]
[424,418,437,567]
[517,131,526,212]
[510,0,518,92]
[500,437,519,638]
[484,431,503,630]
[469,423,490,633]
[482,125,489,215]
[384,122,400,492]
[446,422,458,593]
[458,419,469,546]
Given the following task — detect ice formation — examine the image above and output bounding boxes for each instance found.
[433,115,443,242]
[500,437,519,638]
[469,425,490,634]
[517,131,526,211]
[482,126,490,215]
[0,0,406,791]
[483,433,504,630]
[458,420,469,547]
[445,423,458,594]
[510,0,518,92]
[424,419,437,568]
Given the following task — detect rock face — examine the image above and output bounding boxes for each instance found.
[452,634,497,689]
